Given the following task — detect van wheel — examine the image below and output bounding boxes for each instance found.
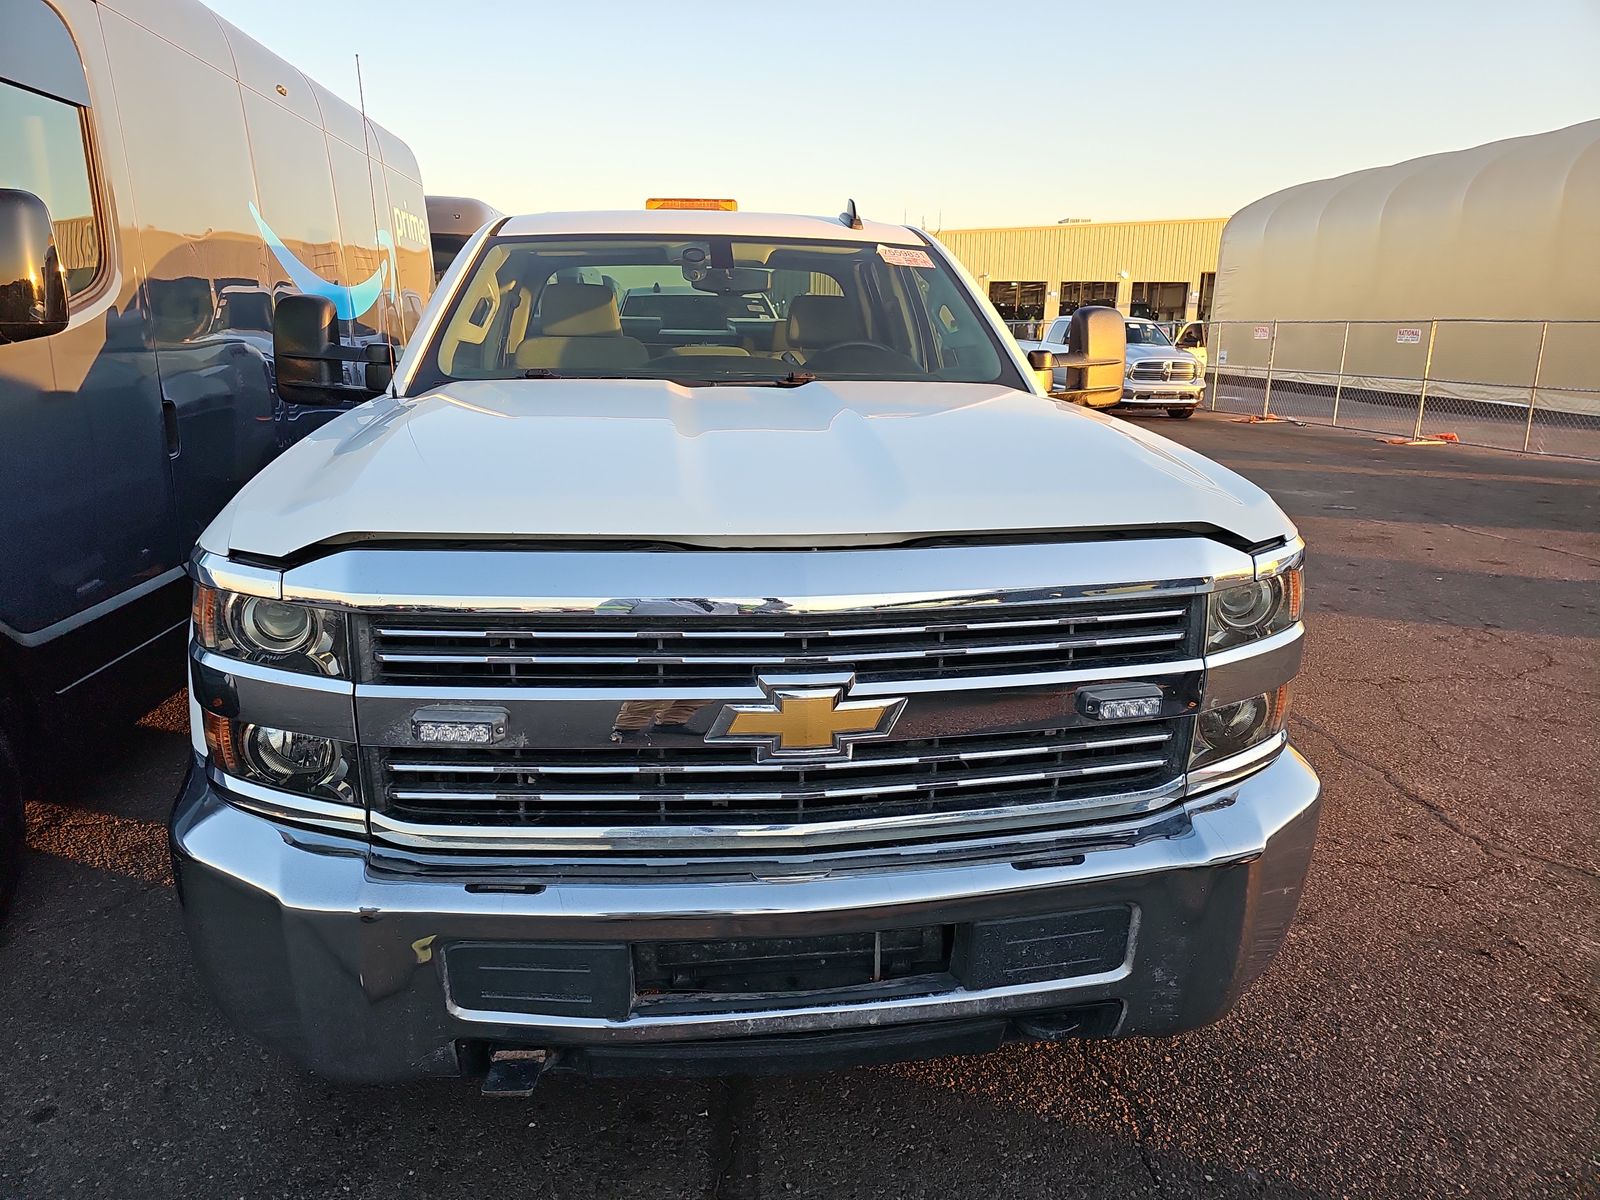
[0,727,22,923]
[1168,407,1196,419]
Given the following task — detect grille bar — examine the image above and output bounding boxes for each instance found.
[375,720,1186,838]
[375,630,1185,669]
[372,608,1189,642]
[383,731,1172,778]
[1129,359,1200,381]
[366,595,1198,688]
[389,758,1170,806]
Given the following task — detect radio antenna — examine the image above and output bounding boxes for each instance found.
[355,53,396,379]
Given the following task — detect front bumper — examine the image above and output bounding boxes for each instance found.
[171,747,1321,1083]
[1118,382,1205,408]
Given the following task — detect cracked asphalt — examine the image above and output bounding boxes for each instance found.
[2,413,1596,1199]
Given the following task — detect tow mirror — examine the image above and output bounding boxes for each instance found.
[1026,348,1057,394]
[272,294,388,405]
[273,293,340,403]
[1045,305,1126,406]
[0,188,69,343]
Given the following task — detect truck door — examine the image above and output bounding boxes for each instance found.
[0,1,180,675]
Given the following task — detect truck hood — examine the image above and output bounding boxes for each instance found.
[202,379,1295,559]
[1125,343,1200,364]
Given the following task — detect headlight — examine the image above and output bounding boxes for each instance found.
[1206,566,1302,652]
[193,585,347,677]
[1190,686,1289,769]
[203,712,357,805]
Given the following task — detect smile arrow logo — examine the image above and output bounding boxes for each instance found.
[249,201,394,321]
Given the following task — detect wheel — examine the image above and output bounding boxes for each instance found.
[0,725,22,923]
[1168,407,1196,419]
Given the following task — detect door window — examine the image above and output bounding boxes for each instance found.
[0,78,101,295]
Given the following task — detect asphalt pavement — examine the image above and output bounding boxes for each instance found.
[2,411,1595,1199]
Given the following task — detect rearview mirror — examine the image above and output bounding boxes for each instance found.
[686,266,772,294]
[0,188,69,343]
[1044,305,1126,406]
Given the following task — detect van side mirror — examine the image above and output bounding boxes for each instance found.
[1047,305,1126,406]
[0,189,69,343]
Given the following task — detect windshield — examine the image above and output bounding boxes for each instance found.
[412,233,1024,390]
[1125,321,1173,346]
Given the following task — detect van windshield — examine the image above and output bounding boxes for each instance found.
[412,234,1025,390]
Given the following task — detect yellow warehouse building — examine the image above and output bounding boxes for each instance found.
[936,218,1226,330]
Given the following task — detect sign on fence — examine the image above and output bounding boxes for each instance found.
[1253,325,1270,340]
[1396,327,1423,344]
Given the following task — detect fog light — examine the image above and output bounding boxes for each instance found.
[204,712,356,805]
[1191,686,1289,769]
[243,725,336,781]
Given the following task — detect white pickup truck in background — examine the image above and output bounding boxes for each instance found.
[1020,315,1206,418]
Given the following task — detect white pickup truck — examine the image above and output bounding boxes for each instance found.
[173,204,1316,1089]
[1020,314,1207,418]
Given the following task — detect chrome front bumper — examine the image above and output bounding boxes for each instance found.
[1118,383,1205,407]
[171,747,1321,1083]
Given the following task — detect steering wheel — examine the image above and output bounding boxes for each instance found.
[804,339,923,373]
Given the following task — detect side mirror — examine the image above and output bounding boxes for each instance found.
[363,341,394,393]
[0,189,69,343]
[1026,348,1056,394]
[273,293,340,404]
[1047,305,1126,406]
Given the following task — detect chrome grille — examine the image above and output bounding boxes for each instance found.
[374,719,1186,834]
[365,595,1197,688]
[1129,359,1199,382]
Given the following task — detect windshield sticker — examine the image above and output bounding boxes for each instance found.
[878,246,935,269]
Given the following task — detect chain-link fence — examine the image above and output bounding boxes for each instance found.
[1205,320,1600,460]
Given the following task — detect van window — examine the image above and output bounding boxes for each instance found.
[0,79,100,294]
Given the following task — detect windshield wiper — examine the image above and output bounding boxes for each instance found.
[518,369,819,387]
[689,371,818,388]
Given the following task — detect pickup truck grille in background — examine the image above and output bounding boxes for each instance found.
[374,718,1186,833]
[1129,359,1199,383]
[364,595,1198,688]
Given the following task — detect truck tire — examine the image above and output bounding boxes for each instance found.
[0,726,22,923]
[1168,407,1195,419]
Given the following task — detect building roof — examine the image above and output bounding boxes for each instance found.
[1213,120,1600,322]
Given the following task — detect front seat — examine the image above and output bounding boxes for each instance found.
[783,294,864,359]
[514,283,649,372]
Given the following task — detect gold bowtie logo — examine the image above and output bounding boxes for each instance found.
[706,676,906,761]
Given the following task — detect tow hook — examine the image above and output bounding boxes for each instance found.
[482,1048,551,1097]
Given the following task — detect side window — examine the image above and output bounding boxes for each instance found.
[0,79,100,296]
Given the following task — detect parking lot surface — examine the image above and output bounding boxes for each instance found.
[2,412,1595,1200]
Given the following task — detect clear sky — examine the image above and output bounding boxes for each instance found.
[207,0,1600,229]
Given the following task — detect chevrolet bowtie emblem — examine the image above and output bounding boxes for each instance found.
[706,675,906,761]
